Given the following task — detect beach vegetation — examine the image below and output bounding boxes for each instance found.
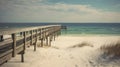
[69,41,93,48]
[100,42,120,58]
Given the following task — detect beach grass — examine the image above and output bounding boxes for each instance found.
[100,42,120,58]
[69,41,93,48]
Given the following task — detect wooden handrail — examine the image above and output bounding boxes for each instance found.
[0,25,61,35]
[0,25,62,65]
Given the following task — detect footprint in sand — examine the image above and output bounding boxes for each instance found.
[58,55,61,57]
[89,60,96,67]
[75,64,78,67]
[69,54,74,59]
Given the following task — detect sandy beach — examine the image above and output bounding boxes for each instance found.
[2,35,120,67]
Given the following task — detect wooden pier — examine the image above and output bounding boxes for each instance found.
[0,25,61,65]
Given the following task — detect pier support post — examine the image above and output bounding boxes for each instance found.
[43,28,46,41]
[23,32,26,50]
[21,51,24,62]
[49,36,52,47]
[0,35,4,42]
[46,37,48,46]
[20,32,26,62]
[39,29,43,47]
[41,39,43,47]
[30,30,33,45]
[34,30,38,51]
[39,29,41,40]
[34,43,36,51]
[12,33,16,57]
[20,32,23,37]
[54,33,56,41]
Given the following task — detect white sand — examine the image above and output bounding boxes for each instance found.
[2,35,120,67]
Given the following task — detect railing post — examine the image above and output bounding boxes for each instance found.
[40,29,42,40]
[43,28,46,41]
[23,32,26,50]
[46,37,48,46]
[12,33,16,57]
[41,39,43,47]
[20,32,23,37]
[49,36,52,46]
[0,35,4,42]
[41,28,44,47]
[53,29,56,41]
[21,52,24,62]
[34,30,37,51]
[30,30,33,45]
[20,32,26,62]
[39,29,41,40]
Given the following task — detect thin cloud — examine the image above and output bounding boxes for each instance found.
[48,3,101,14]
[0,0,120,22]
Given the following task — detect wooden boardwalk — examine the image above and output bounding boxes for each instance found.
[0,25,61,65]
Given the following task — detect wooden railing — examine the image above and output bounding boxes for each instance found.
[0,25,61,65]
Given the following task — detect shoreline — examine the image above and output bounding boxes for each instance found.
[61,34,120,37]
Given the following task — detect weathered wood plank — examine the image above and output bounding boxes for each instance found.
[0,39,12,47]
[16,44,24,54]
[0,49,13,58]
[0,52,12,65]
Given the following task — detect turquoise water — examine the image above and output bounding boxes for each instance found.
[0,23,120,36]
[61,23,120,36]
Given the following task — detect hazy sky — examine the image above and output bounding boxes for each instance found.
[0,0,120,23]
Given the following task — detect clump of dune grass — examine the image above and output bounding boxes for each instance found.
[100,42,120,58]
[69,42,93,48]
[51,46,59,49]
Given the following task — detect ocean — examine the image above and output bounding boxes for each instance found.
[0,23,120,36]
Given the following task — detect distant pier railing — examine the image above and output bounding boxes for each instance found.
[0,25,61,65]
[61,26,67,29]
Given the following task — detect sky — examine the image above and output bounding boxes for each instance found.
[0,0,120,23]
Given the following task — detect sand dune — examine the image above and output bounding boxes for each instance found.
[2,35,120,67]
